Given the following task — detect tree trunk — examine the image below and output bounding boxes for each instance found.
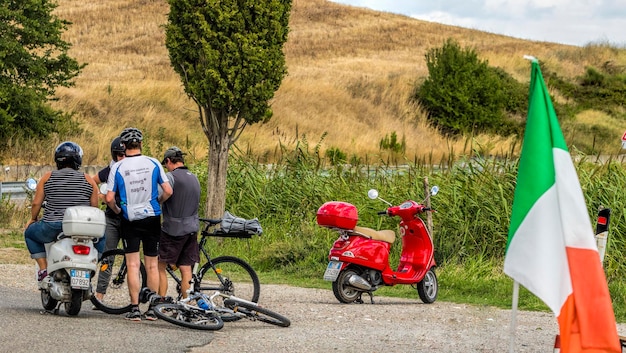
[205,127,230,219]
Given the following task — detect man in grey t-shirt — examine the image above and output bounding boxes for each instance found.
[157,146,201,298]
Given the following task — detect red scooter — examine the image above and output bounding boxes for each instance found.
[317,186,439,304]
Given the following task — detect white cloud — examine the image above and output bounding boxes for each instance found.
[411,11,476,29]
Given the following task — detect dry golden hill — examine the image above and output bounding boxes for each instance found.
[7,0,626,166]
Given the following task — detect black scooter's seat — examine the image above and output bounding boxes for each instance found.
[353,226,396,244]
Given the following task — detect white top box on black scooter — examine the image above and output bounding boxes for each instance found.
[62,206,106,238]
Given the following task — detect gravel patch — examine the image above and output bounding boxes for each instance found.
[193,284,574,353]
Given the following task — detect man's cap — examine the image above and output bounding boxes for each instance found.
[162,146,185,164]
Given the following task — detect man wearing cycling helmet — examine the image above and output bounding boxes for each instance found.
[92,137,126,305]
[24,141,99,287]
[105,127,173,321]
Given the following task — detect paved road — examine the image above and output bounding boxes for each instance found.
[0,284,214,353]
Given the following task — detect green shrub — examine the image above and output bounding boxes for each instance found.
[546,65,626,114]
[379,131,405,153]
[412,38,526,137]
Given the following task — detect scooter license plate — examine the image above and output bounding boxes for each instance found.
[323,261,343,281]
[70,269,90,289]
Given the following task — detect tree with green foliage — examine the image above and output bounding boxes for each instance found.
[0,0,84,145]
[165,0,292,218]
[413,38,526,137]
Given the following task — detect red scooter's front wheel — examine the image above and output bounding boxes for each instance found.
[332,268,363,303]
[416,269,438,303]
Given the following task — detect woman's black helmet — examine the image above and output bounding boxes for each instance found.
[54,141,83,170]
[110,136,125,160]
[120,127,143,145]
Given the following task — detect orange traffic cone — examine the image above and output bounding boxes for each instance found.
[553,334,561,353]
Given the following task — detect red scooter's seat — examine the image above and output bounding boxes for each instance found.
[353,226,396,244]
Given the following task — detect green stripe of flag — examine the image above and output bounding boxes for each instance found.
[506,60,567,251]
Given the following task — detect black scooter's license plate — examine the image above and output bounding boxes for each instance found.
[323,261,342,281]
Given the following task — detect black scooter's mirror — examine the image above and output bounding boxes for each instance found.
[367,189,378,200]
[430,185,439,196]
[25,178,37,191]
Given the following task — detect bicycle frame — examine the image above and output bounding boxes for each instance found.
[166,247,236,299]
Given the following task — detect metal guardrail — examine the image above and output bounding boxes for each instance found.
[0,181,28,200]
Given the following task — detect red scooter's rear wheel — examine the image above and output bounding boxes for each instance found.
[332,268,363,303]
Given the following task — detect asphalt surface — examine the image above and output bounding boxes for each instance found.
[0,284,214,353]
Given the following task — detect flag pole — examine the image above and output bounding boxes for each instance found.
[508,54,536,353]
[509,280,520,353]
[509,55,537,353]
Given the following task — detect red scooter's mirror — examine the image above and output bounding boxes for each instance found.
[367,189,378,200]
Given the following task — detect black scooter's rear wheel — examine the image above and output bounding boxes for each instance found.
[332,268,363,303]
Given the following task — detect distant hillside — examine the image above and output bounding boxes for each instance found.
[5,0,625,166]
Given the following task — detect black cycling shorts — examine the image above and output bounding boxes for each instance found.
[120,216,161,256]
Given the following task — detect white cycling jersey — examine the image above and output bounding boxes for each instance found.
[107,154,169,221]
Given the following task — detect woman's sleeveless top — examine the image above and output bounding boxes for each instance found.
[42,168,93,222]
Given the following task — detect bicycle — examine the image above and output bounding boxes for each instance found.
[151,269,290,330]
[90,248,148,314]
[91,217,261,316]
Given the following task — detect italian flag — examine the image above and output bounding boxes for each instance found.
[503,58,620,352]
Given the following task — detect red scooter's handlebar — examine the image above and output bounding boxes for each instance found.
[378,202,435,220]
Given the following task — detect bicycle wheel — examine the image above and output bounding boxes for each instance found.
[153,303,224,330]
[90,249,147,314]
[224,298,290,327]
[197,256,260,322]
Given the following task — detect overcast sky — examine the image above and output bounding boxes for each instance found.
[330,0,626,47]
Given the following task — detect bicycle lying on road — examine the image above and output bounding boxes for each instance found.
[150,264,291,330]
[91,217,261,315]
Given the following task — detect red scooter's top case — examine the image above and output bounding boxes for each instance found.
[316,201,358,229]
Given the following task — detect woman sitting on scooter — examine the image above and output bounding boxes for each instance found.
[24,141,99,286]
